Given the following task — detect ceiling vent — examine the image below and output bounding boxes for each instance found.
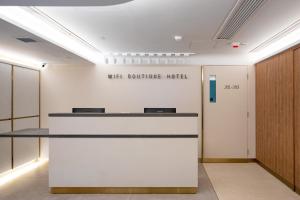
[16,37,37,43]
[215,0,266,40]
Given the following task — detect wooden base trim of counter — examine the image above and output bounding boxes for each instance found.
[50,187,198,194]
[201,158,256,163]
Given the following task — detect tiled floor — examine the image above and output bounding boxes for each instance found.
[204,163,300,200]
[0,163,218,200]
[2,162,298,200]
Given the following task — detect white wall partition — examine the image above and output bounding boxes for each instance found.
[0,62,12,173]
[0,63,12,120]
[41,65,202,157]
[13,117,39,130]
[13,67,39,118]
[0,63,40,172]
[13,117,39,166]
[41,64,256,159]
[0,120,12,173]
[41,65,201,118]
[12,67,40,166]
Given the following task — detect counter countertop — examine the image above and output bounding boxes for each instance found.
[0,128,49,137]
[0,128,197,138]
[48,113,198,117]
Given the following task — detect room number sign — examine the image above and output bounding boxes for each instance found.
[224,84,240,89]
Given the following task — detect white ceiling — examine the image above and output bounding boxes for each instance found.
[0,18,91,65]
[37,0,238,53]
[0,0,300,65]
[37,0,300,54]
[233,0,300,53]
[0,0,134,6]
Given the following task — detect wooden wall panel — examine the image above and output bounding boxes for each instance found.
[256,50,294,187]
[294,47,300,192]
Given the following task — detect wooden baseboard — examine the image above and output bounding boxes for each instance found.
[296,187,300,195]
[256,160,294,190]
[200,158,256,163]
[50,187,198,194]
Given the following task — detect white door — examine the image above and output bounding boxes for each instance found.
[203,66,248,158]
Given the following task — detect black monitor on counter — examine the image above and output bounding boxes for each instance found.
[72,108,105,113]
[144,108,176,113]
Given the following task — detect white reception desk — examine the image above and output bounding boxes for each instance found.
[48,113,199,194]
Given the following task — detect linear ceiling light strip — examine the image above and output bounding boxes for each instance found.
[251,19,300,53]
[30,7,101,53]
[249,24,300,62]
[0,49,43,69]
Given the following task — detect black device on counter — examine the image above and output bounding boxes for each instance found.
[72,108,105,113]
[144,108,176,113]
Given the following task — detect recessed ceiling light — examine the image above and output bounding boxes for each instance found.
[104,52,196,58]
[174,35,183,41]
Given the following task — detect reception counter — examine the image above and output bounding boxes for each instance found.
[48,113,199,194]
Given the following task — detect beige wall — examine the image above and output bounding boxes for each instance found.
[40,64,256,159]
[41,65,202,157]
[247,65,256,158]
[0,63,40,172]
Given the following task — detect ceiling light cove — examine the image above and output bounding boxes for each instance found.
[102,52,196,65]
[0,0,134,6]
[104,52,196,57]
[0,48,43,69]
[249,19,300,62]
[0,7,104,64]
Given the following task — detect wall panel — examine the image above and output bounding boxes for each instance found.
[0,63,12,120]
[0,120,12,173]
[256,50,294,187]
[13,67,39,118]
[41,65,202,158]
[247,65,256,158]
[294,47,300,192]
[0,64,40,172]
[13,117,39,167]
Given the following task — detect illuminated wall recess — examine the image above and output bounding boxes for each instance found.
[0,159,48,187]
